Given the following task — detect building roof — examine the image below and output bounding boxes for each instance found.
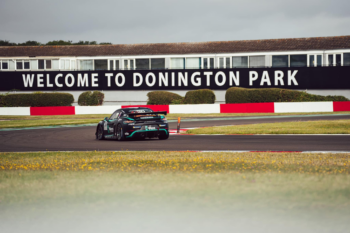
[1,36,350,57]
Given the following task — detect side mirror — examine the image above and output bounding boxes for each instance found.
[104,117,109,121]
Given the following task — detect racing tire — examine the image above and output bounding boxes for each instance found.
[158,133,169,140]
[116,124,125,141]
[96,125,105,140]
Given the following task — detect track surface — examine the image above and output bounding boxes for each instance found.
[1,114,350,152]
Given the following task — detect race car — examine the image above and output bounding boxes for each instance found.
[95,107,169,141]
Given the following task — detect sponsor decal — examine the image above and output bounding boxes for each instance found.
[108,127,114,133]
[104,121,107,130]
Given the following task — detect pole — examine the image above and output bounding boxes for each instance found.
[177,117,181,133]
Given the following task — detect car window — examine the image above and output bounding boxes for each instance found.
[117,112,123,118]
[109,111,119,120]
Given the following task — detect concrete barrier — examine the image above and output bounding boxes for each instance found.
[169,104,220,114]
[75,105,121,115]
[1,101,349,115]
[0,107,30,116]
[274,102,333,113]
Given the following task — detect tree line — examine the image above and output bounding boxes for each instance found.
[0,40,112,46]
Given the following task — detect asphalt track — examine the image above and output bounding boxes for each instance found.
[1,114,350,152]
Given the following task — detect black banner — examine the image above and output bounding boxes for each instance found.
[0,66,349,91]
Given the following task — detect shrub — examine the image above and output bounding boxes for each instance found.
[184,89,216,104]
[0,93,74,107]
[147,91,183,105]
[225,87,349,103]
[78,91,104,106]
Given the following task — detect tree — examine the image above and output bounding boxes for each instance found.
[0,40,17,46]
[46,40,73,45]
[18,40,41,46]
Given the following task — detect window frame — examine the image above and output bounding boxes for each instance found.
[1,60,9,70]
[201,57,215,69]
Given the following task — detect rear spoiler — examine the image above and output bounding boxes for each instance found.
[128,111,167,117]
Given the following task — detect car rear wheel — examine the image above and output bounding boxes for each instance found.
[96,125,105,140]
[116,124,125,141]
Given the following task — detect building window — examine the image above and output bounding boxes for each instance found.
[124,59,134,70]
[226,57,230,68]
[344,53,350,66]
[115,60,120,70]
[309,55,322,67]
[151,58,165,69]
[249,56,265,68]
[71,60,76,70]
[218,57,230,69]
[16,60,31,70]
[38,60,45,69]
[219,58,224,68]
[171,58,185,69]
[186,58,201,69]
[272,55,288,67]
[203,58,215,69]
[1,60,9,70]
[94,60,108,70]
[290,55,307,67]
[232,56,248,68]
[336,54,341,66]
[46,60,52,69]
[328,54,333,66]
[16,61,23,69]
[328,54,341,66]
[80,60,93,70]
[24,60,30,69]
[136,59,149,70]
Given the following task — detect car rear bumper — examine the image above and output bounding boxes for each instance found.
[126,128,168,138]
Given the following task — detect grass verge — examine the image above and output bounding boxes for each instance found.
[186,119,350,134]
[0,151,349,207]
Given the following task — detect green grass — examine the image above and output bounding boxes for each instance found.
[0,151,349,208]
[0,111,349,129]
[186,119,350,134]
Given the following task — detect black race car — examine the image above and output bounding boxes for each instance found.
[95,107,169,141]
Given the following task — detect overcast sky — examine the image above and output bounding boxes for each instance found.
[1,0,349,44]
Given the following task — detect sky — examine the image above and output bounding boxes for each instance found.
[0,0,349,44]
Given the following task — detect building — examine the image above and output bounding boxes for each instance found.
[1,36,350,105]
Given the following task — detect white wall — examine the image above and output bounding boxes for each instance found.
[274,102,333,113]
[0,107,30,115]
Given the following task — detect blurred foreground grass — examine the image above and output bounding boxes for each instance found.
[187,119,350,134]
[1,151,349,208]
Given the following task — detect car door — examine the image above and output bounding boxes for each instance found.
[106,111,118,135]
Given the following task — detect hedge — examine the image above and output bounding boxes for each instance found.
[78,91,104,106]
[0,92,74,107]
[184,89,216,104]
[225,87,349,103]
[147,91,184,105]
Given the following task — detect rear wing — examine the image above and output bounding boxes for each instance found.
[128,111,167,117]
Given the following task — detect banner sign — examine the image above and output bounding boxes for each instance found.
[0,67,349,91]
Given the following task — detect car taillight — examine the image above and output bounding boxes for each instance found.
[124,120,134,123]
